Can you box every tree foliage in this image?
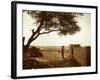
[23,10,83,50]
[26,10,82,35]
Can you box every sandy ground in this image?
[33,51,81,69]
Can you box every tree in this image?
[23,10,83,52]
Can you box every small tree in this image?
[23,10,82,52]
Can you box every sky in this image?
[23,11,91,46]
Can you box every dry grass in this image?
[23,46,81,69]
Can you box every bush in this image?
[23,59,39,69]
[23,46,44,69]
[29,46,43,57]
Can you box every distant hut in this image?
[69,44,81,58]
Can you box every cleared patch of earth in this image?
[33,57,81,69]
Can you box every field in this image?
[23,46,81,69]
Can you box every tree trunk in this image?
[24,37,34,53]
[23,14,46,52]
[24,44,29,52]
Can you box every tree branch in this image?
[40,30,59,35]
[26,19,44,46]
[32,33,40,41]
[34,13,46,34]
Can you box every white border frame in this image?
[11,1,98,79]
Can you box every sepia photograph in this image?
[23,10,91,69]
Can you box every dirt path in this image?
[34,58,81,69]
